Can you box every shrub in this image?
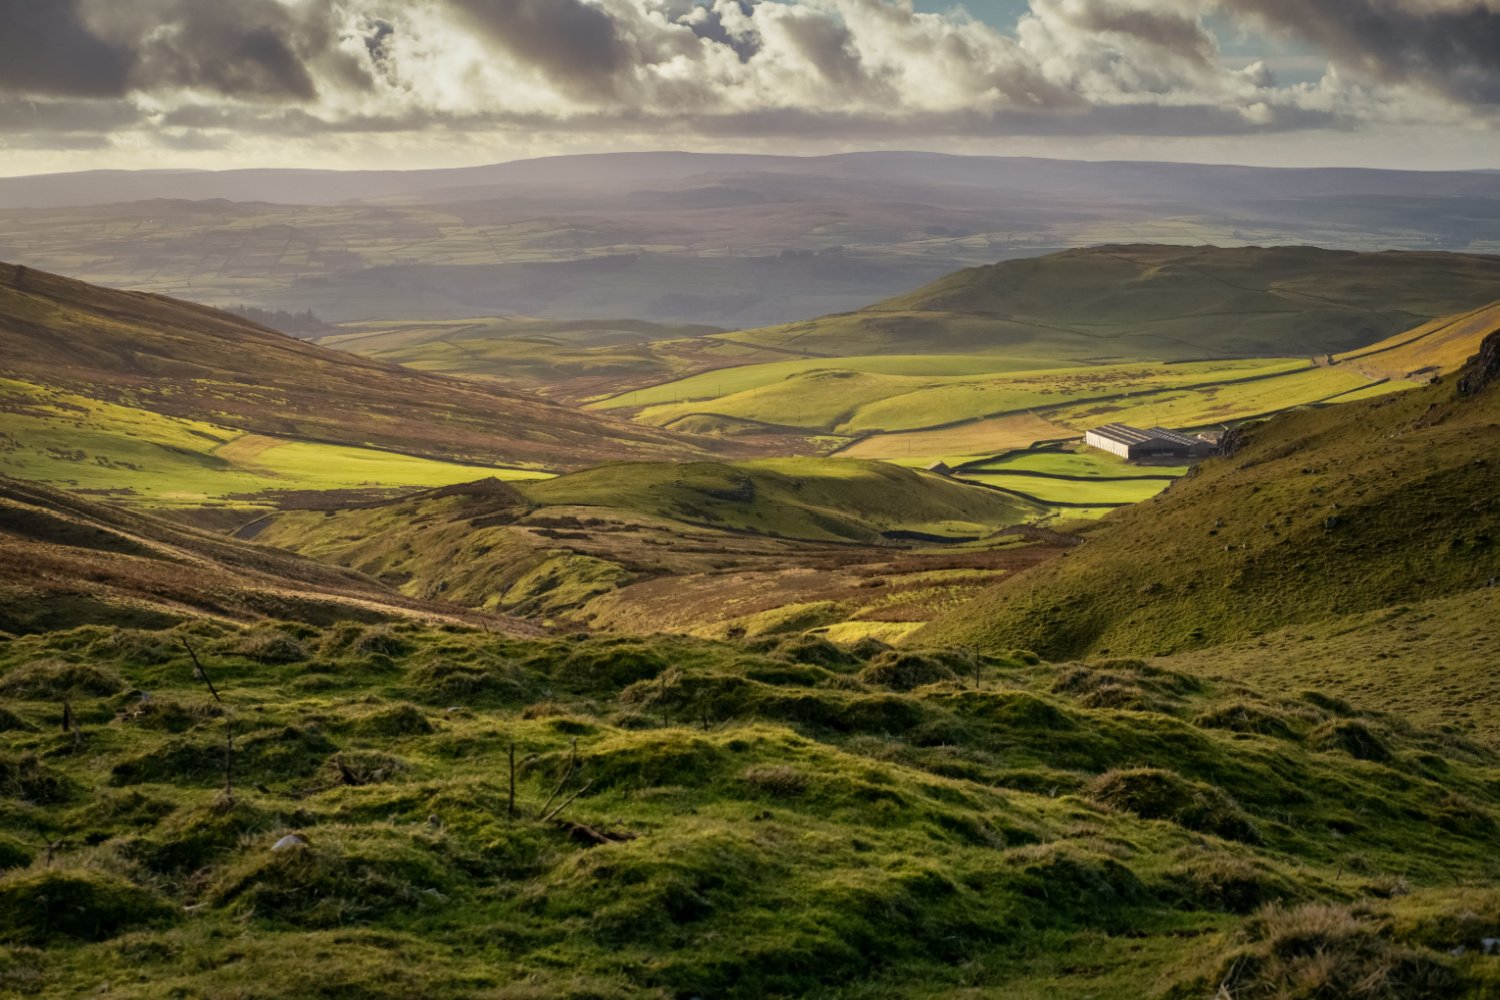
[0,752,74,804]
[1310,720,1392,762]
[0,706,33,733]
[234,630,309,664]
[1091,768,1261,844]
[552,641,668,693]
[858,651,956,691]
[125,797,276,874]
[0,659,123,699]
[775,634,860,670]
[0,869,174,944]
[1008,844,1146,924]
[1160,855,1298,914]
[210,831,454,928]
[405,659,530,706]
[352,704,433,738]
[351,626,412,659]
[1188,903,1462,1000]
[0,839,31,870]
[89,629,177,665]
[741,765,808,798]
[1194,702,1298,739]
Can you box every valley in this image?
[3,172,1500,1000]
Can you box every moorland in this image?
[2,151,1500,998]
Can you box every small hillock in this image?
[1,620,1497,997]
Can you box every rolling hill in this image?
[714,245,1500,361]
[0,475,523,636]
[5,153,1500,329]
[0,263,710,505]
[919,329,1500,661]
[249,460,1052,638]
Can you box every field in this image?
[0,378,545,507]
[623,358,1324,436]
[920,342,1500,660]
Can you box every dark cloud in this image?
[1062,0,1218,65]
[0,0,134,97]
[130,0,325,101]
[448,0,633,100]
[0,98,143,134]
[1228,0,1500,104]
[683,3,761,63]
[780,13,871,91]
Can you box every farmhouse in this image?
[1084,423,1220,463]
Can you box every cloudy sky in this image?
[1,0,1498,175]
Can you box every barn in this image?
[1084,423,1220,463]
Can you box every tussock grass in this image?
[1,620,1497,998]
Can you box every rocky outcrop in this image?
[1457,329,1500,396]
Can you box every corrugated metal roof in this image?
[1087,423,1163,447]
[1146,426,1206,448]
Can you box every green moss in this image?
[1091,768,1261,844]
[0,869,174,944]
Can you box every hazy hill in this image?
[919,329,1500,659]
[717,245,1500,361]
[4,151,1499,210]
[0,476,516,635]
[3,152,1499,326]
[0,262,704,475]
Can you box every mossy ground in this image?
[1,622,1496,998]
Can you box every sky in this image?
[1,0,1498,175]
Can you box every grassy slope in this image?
[0,377,544,506]
[1335,299,1500,380]
[1,620,1497,998]
[0,476,518,636]
[918,335,1500,661]
[320,316,731,401]
[252,462,1052,635]
[518,458,1044,543]
[626,358,1368,437]
[0,262,704,478]
[715,244,1500,360]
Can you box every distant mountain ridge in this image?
[717,244,1500,360]
[3,151,1500,209]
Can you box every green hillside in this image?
[0,476,511,636]
[519,458,1040,543]
[318,316,729,401]
[252,461,1051,635]
[3,619,1499,998]
[919,331,1500,660]
[0,263,705,507]
[716,245,1500,360]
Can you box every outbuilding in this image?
[1084,423,1219,464]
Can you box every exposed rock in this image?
[1457,329,1500,396]
[270,834,309,852]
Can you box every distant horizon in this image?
[3,145,1499,183]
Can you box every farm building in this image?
[1084,423,1220,463]
[923,461,953,477]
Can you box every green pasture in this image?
[965,447,1188,480]
[0,377,544,505]
[596,353,1062,410]
[632,357,1314,436]
[961,471,1174,507]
